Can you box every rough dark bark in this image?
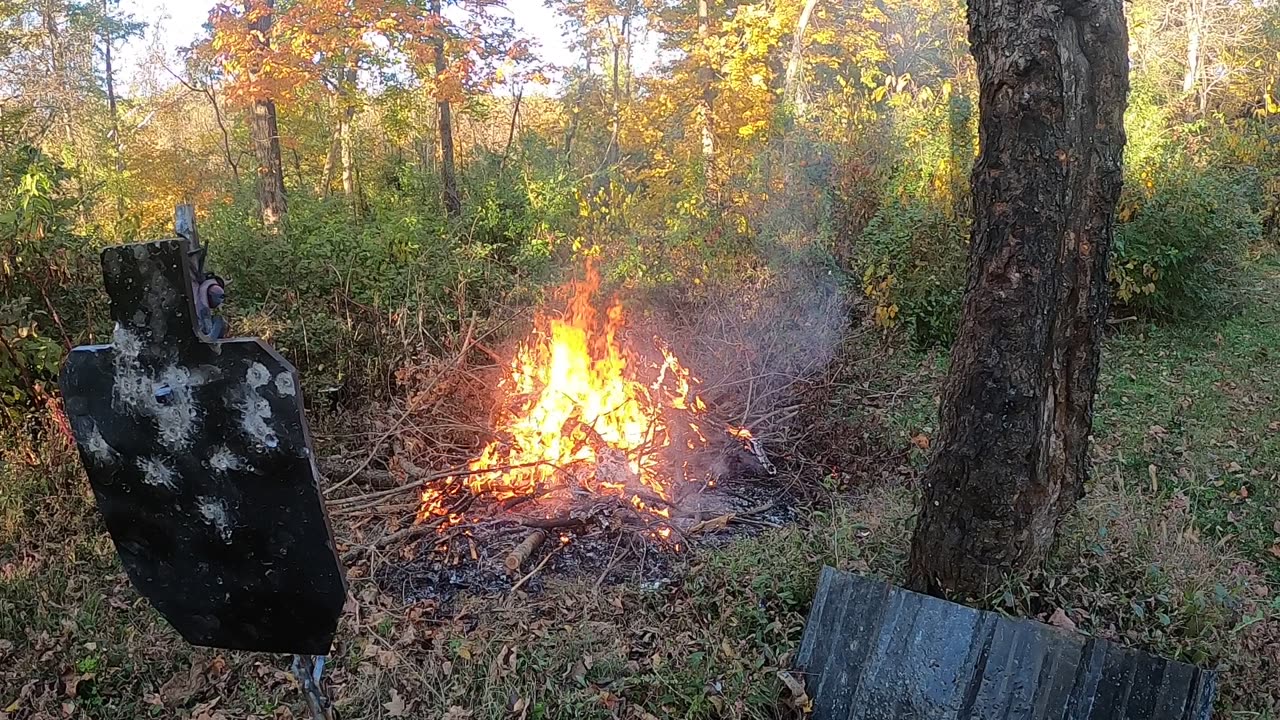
[907,0,1129,599]
[431,0,461,218]
[247,0,287,228]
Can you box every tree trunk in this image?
[339,67,359,210]
[102,0,124,221]
[906,0,1129,600]
[321,128,340,196]
[247,0,287,227]
[563,38,592,164]
[501,85,523,169]
[206,85,240,182]
[606,15,625,168]
[784,0,819,112]
[431,0,461,218]
[1182,0,1200,95]
[697,0,715,169]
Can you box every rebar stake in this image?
[291,655,337,720]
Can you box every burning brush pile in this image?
[335,264,843,599]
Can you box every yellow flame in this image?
[420,267,706,521]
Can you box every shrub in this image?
[1113,162,1262,318]
[857,197,969,346]
[0,145,99,426]
[201,179,557,397]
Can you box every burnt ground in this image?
[376,473,800,608]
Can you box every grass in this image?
[2,250,1279,718]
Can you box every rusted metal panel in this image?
[796,568,1215,720]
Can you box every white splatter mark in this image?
[208,446,244,473]
[197,497,234,542]
[82,423,118,464]
[239,362,278,449]
[274,372,296,397]
[111,326,201,451]
[138,456,177,490]
[246,362,271,388]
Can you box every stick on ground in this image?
[504,530,546,573]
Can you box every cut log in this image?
[504,530,546,573]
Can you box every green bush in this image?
[1113,162,1262,318]
[857,197,969,346]
[0,144,98,426]
[202,177,556,396]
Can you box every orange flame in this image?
[420,268,706,521]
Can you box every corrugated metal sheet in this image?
[795,567,1216,720]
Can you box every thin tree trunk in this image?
[319,85,340,196]
[563,38,592,163]
[43,6,87,224]
[697,0,715,169]
[784,0,819,111]
[605,7,632,169]
[906,0,1129,599]
[247,0,287,227]
[321,129,339,196]
[501,85,524,169]
[206,85,240,182]
[1181,0,1201,96]
[102,0,124,221]
[340,67,358,207]
[431,0,461,218]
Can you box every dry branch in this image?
[342,516,447,565]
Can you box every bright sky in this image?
[114,0,597,92]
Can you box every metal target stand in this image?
[60,206,347,720]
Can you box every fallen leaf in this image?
[777,669,813,714]
[688,514,733,534]
[442,707,473,720]
[1270,544,1280,559]
[384,688,409,718]
[191,698,224,720]
[1048,608,1078,633]
[496,645,517,675]
[159,658,211,705]
[376,648,399,669]
[60,669,91,699]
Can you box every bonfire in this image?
[417,268,757,539]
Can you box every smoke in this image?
[635,135,854,453]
